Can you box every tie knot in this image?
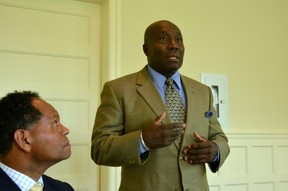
[165,78,173,86]
[29,182,43,191]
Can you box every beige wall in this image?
[119,0,288,133]
[1,0,287,190]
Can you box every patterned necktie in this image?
[29,182,43,191]
[165,78,186,123]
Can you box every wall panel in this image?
[0,0,101,190]
[0,52,89,88]
[0,4,89,45]
[207,134,288,191]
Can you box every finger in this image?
[163,122,186,131]
[193,132,207,143]
[173,122,186,130]
[155,112,166,125]
[183,153,210,164]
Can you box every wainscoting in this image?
[207,133,288,191]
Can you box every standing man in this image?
[91,20,230,191]
[0,91,75,191]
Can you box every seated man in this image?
[0,91,74,191]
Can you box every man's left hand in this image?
[182,132,218,164]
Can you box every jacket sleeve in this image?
[207,87,230,172]
[90,81,143,167]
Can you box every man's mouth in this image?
[169,56,177,60]
[167,56,180,61]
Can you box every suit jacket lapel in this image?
[136,67,190,150]
[136,67,170,124]
[180,76,197,148]
[0,168,22,191]
[182,76,197,128]
[43,176,54,191]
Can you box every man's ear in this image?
[143,44,148,56]
[14,129,32,152]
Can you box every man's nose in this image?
[61,124,70,135]
[168,39,179,50]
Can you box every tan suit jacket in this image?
[91,66,230,191]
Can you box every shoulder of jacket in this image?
[181,75,209,89]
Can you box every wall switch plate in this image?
[201,73,229,131]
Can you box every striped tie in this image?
[29,182,43,191]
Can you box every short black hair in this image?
[0,91,42,155]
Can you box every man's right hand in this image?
[141,112,186,149]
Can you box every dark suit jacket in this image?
[91,66,230,191]
[0,168,74,191]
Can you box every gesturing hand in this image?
[182,132,218,164]
[142,112,186,149]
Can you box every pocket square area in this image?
[205,111,213,118]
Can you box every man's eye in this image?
[177,37,183,43]
[159,37,167,42]
[52,120,59,127]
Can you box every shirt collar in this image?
[147,64,182,91]
[0,162,44,191]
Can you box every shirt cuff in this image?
[209,143,220,172]
[138,132,150,155]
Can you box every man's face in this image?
[29,99,71,165]
[143,21,185,77]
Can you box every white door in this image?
[0,0,101,190]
